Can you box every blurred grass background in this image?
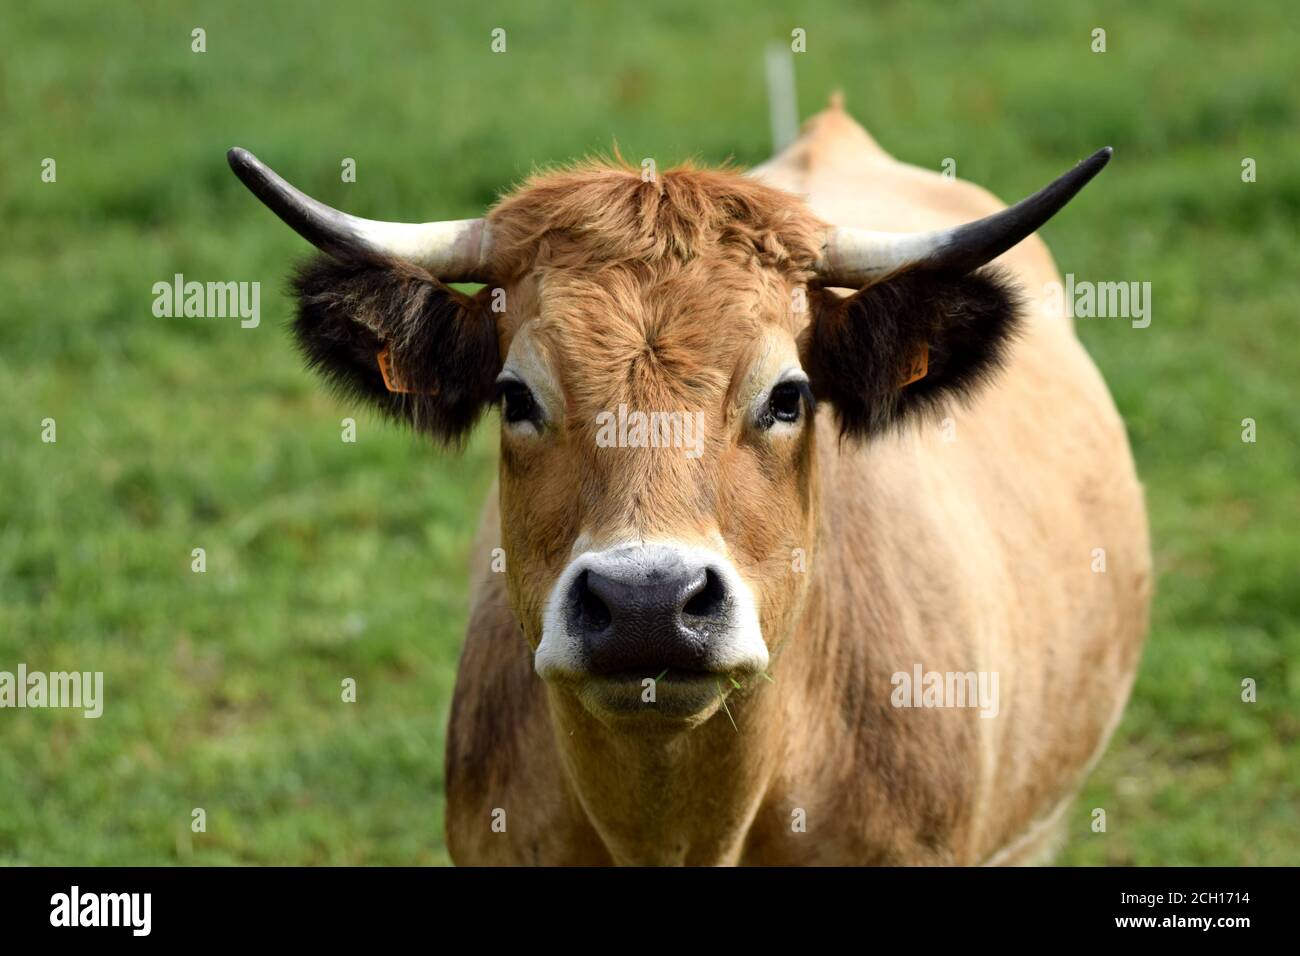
[1,0,1296,865]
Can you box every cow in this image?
[228,95,1151,865]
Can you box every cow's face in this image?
[491,254,821,726]
[242,148,1103,729]
[440,166,839,727]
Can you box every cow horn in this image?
[815,147,1112,288]
[227,147,492,282]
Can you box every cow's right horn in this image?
[227,147,492,283]
[815,147,1112,288]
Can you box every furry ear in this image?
[801,268,1022,440]
[292,254,500,444]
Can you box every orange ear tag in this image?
[899,345,928,388]
[376,348,428,395]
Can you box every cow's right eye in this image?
[497,379,538,425]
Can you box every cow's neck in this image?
[545,675,790,865]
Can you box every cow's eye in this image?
[497,378,538,426]
[765,381,804,426]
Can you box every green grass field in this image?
[1,0,1296,865]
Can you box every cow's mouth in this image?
[574,666,751,725]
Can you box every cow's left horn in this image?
[815,147,1112,288]
[227,148,492,282]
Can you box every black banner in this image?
[0,867,1280,941]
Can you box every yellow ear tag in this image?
[376,348,423,394]
[899,344,928,388]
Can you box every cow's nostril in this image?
[682,568,726,620]
[574,570,612,631]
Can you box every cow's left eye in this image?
[765,382,804,426]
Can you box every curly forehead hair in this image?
[485,159,826,280]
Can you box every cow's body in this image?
[444,103,1150,866]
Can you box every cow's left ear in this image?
[800,268,1022,439]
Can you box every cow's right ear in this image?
[292,254,500,445]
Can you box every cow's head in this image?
[229,145,1108,728]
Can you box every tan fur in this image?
[444,100,1151,866]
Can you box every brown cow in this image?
[229,96,1150,865]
